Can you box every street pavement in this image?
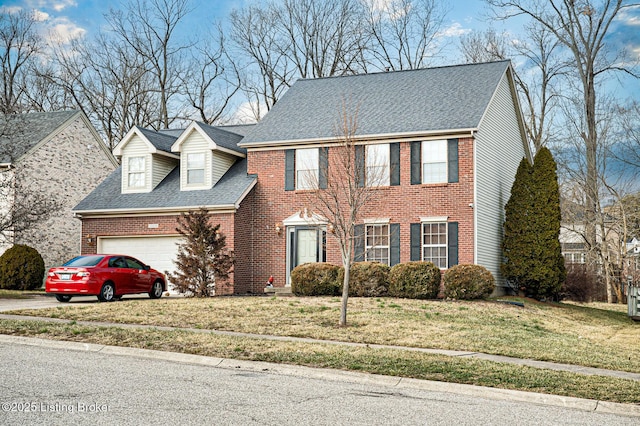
[1,336,638,426]
[0,294,639,423]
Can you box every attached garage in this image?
[98,235,183,292]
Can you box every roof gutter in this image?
[239,128,477,149]
[73,204,239,219]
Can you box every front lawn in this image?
[7,296,639,373]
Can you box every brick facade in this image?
[245,138,476,290]
[15,115,116,271]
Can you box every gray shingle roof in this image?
[136,126,177,153]
[197,122,246,154]
[0,110,79,163]
[240,61,511,145]
[73,158,256,212]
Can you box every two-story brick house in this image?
[74,60,530,295]
[0,111,117,272]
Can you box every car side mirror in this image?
[144,265,150,271]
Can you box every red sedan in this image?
[45,255,167,303]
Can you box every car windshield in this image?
[62,255,105,267]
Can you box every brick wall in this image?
[16,115,116,271]
[81,212,238,295]
[246,138,476,289]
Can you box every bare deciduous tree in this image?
[459,28,509,63]
[363,0,449,71]
[487,0,637,302]
[105,0,193,129]
[299,101,387,326]
[0,9,44,114]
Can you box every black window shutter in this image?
[448,139,459,183]
[354,224,364,262]
[319,147,328,189]
[410,223,421,261]
[285,149,295,191]
[410,142,421,185]
[355,145,365,188]
[390,143,400,186]
[448,222,459,268]
[390,223,400,266]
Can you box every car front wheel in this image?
[55,294,72,303]
[98,283,115,302]
[149,280,163,299]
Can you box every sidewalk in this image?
[1,311,639,383]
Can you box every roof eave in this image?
[239,128,477,149]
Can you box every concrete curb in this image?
[1,334,638,418]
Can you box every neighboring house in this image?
[75,60,530,295]
[0,110,118,271]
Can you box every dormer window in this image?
[128,156,145,188]
[187,152,205,185]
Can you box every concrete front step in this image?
[263,286,293,296]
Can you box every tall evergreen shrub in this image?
[502,148,565,299]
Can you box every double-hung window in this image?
[128,156,145,188]
[422,140,447,184]
[366,144,390,187]
[365,223,390,265]
[187,153,205,185]
[422,221,447,268]
[295,148,319,190]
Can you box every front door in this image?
[287,226,326,285]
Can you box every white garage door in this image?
[98,235,183,293]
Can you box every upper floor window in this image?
[365,223,390,265]
[422,221,447,268]
[366,144,390,187]
[187,152,205,185]
[128,156,145,188]
[422,140,447,184]
[295,148,319,190]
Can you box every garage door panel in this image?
[98,236,182,293]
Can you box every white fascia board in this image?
[73,204,238,218]
[240,129,476,150]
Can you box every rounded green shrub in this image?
[0,244,45,290]
[291,263,341,296]
[339,262,390,297]
[443,264,495,300]
[388,261,441,299]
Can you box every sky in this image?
[2,0,640,100]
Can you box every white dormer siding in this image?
[212,150,236,186]
[178,130,237,191]
[122,135,151,193]
[120,133,178,193]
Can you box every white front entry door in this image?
[286,226,326,285]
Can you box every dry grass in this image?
[0,289,44,299]
[8,296,639,373]
[1,318,639,404]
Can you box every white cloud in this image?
[0,6,23,14]
[47,16,85,43]
[437,22,469,38]
[32,9,50,21]
[616,5,640,26]
[25,0,77,12]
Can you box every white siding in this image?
[121,135,151,193]
[152,155,177,189]
[475,73,527,290]
[212,151,236,186]
[180,133,211,190]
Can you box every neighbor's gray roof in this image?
[0,110,80,163]
[73,158,256,213]
[240,61,511,145]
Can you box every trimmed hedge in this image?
[340,262,390,297]
[443,264,495,300]
[0,244,45,290]
[388,261,441,299]
[291,263,341,296]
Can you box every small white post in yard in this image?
[628,276,639,321]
